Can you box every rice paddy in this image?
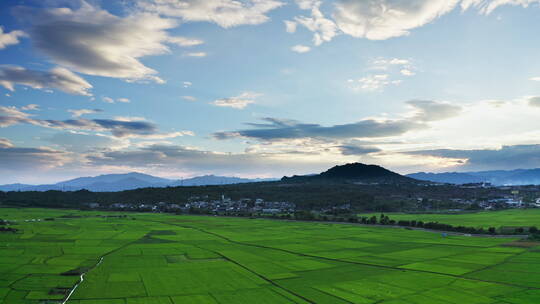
[1,208,539,303]
[359,209,540,229]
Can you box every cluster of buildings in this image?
[86,196,296,214]
[449,195,540,210]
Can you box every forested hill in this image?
[282,163,416,183]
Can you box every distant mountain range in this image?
[7,164,540,193]
[0,173,276,192]
[282,163,416,184]
[407,168,540,185]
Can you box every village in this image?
[86,195,297,215]
[80,183,540,215]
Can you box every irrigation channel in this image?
[61,257,104,304]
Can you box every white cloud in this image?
[16,1,204,84]
[372,58,411,69]
[21,104,40,111]
[137,0,284,28]
[68,108,102,118]
[102,97,130,103]
[0,65,92,96]
[113,116,148,122]
[0,137,13,148]
[185,52,207,57]
[213,92,261,109]
[530,77,540,81]
[133,130,195,139]
[167,36,204,47]
[352,74,395,91]
[401,69,415,76]
[294,0,338,45]
[291,44,311,53]
[332,0,540,41]
[284,20,297,33]
[0,105,31,119]
[461,0,540,15]
[295,0,321,10]
[183,81,193,88]
[333,0,459,40]
[0,27,26,49]
[286,0,540,46]
[395,98,540,156]
[351,57,416,91]
[102,97,115,104]
[182,95,197,101]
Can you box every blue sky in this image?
[2,0,540,184]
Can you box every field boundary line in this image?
[141,219,317,303]
[61,234,150,303]
[192,243,315,303]
[146,218,540,291]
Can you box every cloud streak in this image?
[213,92,261,109]
[0,138,69,171]
[214,100,462,142]
[137,0,284,28]
[68,108,103,118]
[0,106,192,138]
[0,65,92,96]
[214,117,424,141]
[404,144,540,171]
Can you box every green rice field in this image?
[359,209,540,229]
[1,208,540,303]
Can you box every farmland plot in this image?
[1,208,539,303]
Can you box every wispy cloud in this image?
[184,52,207,57]
[349,57,416,91]
[0,65,92,96]
[291,0,338,46]
[182,96,197,101]
[102,97,130,104]
[214,100,462,142]
[0,106,192,138]
[403,144,540,171]
[136,0,284,28]
[167,36,204,47]
[212,92,261,109]
[68,108,103,118]
[291,44,311,53]
[21,104,40,111]
[214,117,424,141]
